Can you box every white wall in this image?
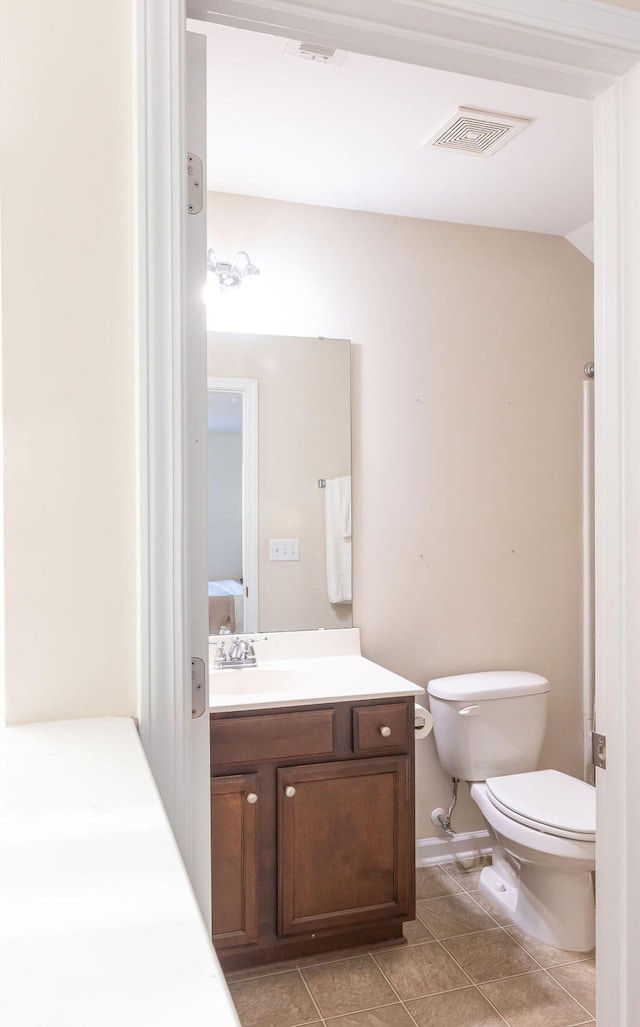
[596,0,640,9]
[208,191,594,839]
[208,432,243,581]
[0,0,136,723]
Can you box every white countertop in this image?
[209,629,425,713]
[0,717,239,1027]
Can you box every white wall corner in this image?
[566,221,595,262]
[416,830,492,867]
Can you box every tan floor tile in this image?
[225,958,300,983]
[302,955,396,1019]
[325,1004,415,1025]
[228,970,320,1027]
[505,925,595,969]
[548,959,596,1017]
[467,890,514,927]
[444,928,538,984]
[402,919,434,945]
[441,856,491,893]
[296,944,385,968]
[373,940,469,1000]
[416,892,497,939]
[480,969,591,1026]
[415,865,463,899]
[406,986,507,1026]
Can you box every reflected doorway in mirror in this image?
[207,377,258,637]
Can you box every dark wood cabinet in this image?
[278,756,411,937]
[210,774,259,949]
[210,697,415,970]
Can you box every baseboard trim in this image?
[416,830,491,867]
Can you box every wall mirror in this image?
[207,332,352,636]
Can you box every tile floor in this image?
[225,859,596,1027]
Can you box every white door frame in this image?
[137,1,640,1020]
[207,376,259,634]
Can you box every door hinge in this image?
[191,657,207,718]
[592,731,607,770]
[187,152,203,214]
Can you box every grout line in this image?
[295,944,411,971]
[429,934,510,1026]
[500,924,593,975]
[367,951,422,1027]
[226,966,299,984]
[460,889,512,929]
[323,1000,410,1022]
[419,926,509,943]
[296,967,326,1025]
[541,967,595,1022]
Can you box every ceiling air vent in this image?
[426,106,534,157]
[283,40,347,65]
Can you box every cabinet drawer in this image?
[353,702,409,753]
[211,709,336,766]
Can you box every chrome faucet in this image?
[229,637,250,662]
[214,635,267,669]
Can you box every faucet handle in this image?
[245,636,267,656]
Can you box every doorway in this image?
[194,9,596,1022]
[207,377,259,636]
[138,3,640,1023]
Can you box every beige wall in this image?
[0,1,136,723]
[208,333,352,632]
[208,192,594,839]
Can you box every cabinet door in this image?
[211,774,259,949]
[278,757,411,937]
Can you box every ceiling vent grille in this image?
[426,106,534,157]
[283,40,347,65]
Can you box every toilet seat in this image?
[485,770,595,842]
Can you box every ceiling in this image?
[191,19,594,238]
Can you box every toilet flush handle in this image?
[458,705,481,717]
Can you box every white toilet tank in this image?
[427,671,550,781]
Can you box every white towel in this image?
[325,475,352,604]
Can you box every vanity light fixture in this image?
[207,249,260,290]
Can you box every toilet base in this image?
[479,845,595,952]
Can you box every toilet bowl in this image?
[427,671,596,953]
[471,770,595,951]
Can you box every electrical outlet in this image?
[269,539,300,561]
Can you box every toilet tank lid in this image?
[427,671,549,701]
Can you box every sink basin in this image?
[210,666,315,696]
[209,655,425,712]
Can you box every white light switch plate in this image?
[269,539,300,561]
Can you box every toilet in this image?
[427,671,595,952]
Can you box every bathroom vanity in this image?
[209,630,425,970]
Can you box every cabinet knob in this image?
[247,793,258,804]
[379,726,392,737]
[285,786,296,798]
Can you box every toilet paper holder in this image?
[414,702,433,739]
